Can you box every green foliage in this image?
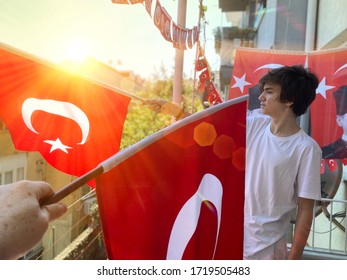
[120,73,203,149]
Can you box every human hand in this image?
[145,99,187,120]
[0,180,67,259]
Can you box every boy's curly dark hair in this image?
[259,65,319,116]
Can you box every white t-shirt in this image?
[244,113,322,258]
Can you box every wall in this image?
[256,0,277,49]
[317,0,347,49]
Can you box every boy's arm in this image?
[287,197,315,260]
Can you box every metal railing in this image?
[293,197,347,259]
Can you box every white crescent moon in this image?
[254,63,284,72]
[334,63,347,75]
[166,173,223,260]
[21,98,90,145]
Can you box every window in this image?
[0,153,26,184]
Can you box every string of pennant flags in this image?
[112,0,223,106]
[195,46,223,105]
[112,0,199,50]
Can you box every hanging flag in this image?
[187,29,194,49]
[309,49,347,160]
[0,43,130,180]
[144,0,152,16]
[230,47,347,170]
[199,69,210,84]
[229,48,306,103]
[206,81,223,105]
[172,22,181,49]
[160,7,172,43]
[195,57,207,71]
[96,96,247,260]
[179,28,188,50]
[194,46,223,106]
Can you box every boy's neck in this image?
[270,113,300,137]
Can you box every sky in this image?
[0,0,230,79]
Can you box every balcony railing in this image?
[289,197,347,260]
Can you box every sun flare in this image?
[66,40,90,62]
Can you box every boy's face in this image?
[258,82,291,117]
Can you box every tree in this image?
[121,71,203,149]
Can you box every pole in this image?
[300,0,318,134]
[173,0,187,115]
[192,1,203,113]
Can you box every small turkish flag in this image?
[196,57,207,71]
[206,81,223,105]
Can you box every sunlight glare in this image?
[66,40,90,62]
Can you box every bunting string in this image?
[194,46,223,106]
[112,0,223,107]
[111,0,200,50]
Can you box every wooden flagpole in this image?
[40,166,103,205]
[41,95,248,206]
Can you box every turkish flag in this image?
[153,1,163,35]
[229,48,306,104]
[187,29,194,49]
[195,57,207,71]
[172,22,181,49]
[160,7,172,43]
[206,81,223,105]
[144,0,153,16]
[0,43,130,179]
[309,49,347,148]
[96,96,247,259]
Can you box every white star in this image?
[231,73,251,93]
[316,77,335,99]
[44,138,72,154]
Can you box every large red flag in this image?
[229,48,306,104]
[96,96,247,259]
[309,49,347,151]
[0,43,130,179]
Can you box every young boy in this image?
[244,65,321,260]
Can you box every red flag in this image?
[326,159,338,172]
[160,7,172,43]
[229,48,306,102]
[144,0,153,16]
[193,26,199,45]
[187,29,193,49]
[0,43,130,180]
[309,49,347,150]
[96,96,247,259]
[172,22,181,49]
[153,1,163,35]
[179,28,188,50]
[199,69,210,84]
[206,81,223,105]
[195,57,207,71]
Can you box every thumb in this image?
[44,202,67,222]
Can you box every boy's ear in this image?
[336,115,343,127]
